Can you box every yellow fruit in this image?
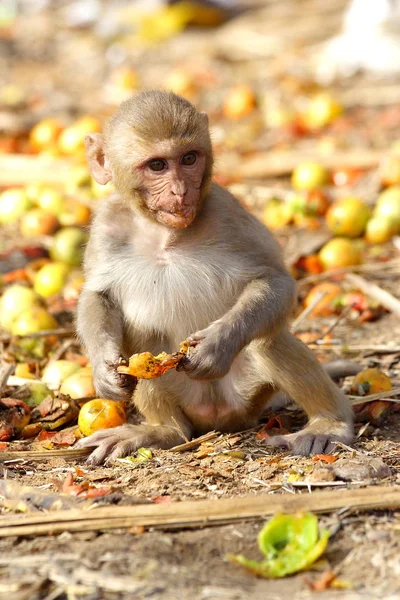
[351,368,392,395]
[60,367,95,399]
[374,186,400,231]
[42,360,81,389]
[291,162,329,191]
[37,188,65,215]
[319,238,362,270]
[34,263,70,298]
[164,69,197,99]
[113,66,139,90]
[78,398,127,436]
[58,116,101,155]
[302,93,343,129]
[50,227,88,266]
[11,307,58,336]
[223,85,256,119]
[59,201,91,227]
[365,216,397,244]
[262,198,293,230]
[20,208,59,237]
[326,197,370,238]
[304,282,342,316]
[29,118,63,152]
[0,285,39,330]
[0,189,32,224]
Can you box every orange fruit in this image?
[78,398,127,436]
[350,368,392,396]
[304,282,342,316]
[223,85,256,119]
[20,208,59,237]
[30,118,63,152]
[291,162,329,191]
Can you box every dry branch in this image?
[345,273,400,318]
[0,155,71,186]
[0,448,91,462]
[0,485,398,537]
[219,149,381,179]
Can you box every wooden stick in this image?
[170,431,218,453]
[345,273,400,318]
[219,149,381,179]
[348,386,400,405]
[297,259,400,287]
[0,486,398,537]
[0,448,91,462]
[0,155,71,186]
[292,291,327,332]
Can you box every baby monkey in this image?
[77,90,353,465]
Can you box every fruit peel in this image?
[227,513,330,578]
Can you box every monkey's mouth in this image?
[156,207,196,228]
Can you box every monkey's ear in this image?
[84,133,112,185]
[199,112,209,126]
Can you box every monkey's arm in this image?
[182,268,296,381]
[77,289,136,400]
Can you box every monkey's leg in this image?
[255,329,353,455]
[78,382,193,465]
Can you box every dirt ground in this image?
[1,0,400,598]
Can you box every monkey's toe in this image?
[266,433,339,456]
[77,425,142,465]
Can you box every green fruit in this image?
[42,360,81,389]
[0,189,32,224]
[0,285,39,330]
[34,262,70,298]
[375,186,400,231]
[11,307,58,336]
[50,227,88,266]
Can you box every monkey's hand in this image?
[77,423,185,465]
[93,357,137,401]
[179,322,238,381]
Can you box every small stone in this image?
[333,457,391,481]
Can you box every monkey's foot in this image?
[77,424,185,465]
[265,418,353,456]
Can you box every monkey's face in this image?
[135,145,207,229]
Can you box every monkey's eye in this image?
[181,152,197,166]
[148,159,167,172]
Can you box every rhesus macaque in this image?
[77,90,353,465]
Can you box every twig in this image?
[297,259,400,287]
[347,386,400,406]
[0,363,13,395]
[345,273,400,318]
[308,343,400,354]
[170,416,190,443]
[292,291,327,332]
[170,431,218,453]
[0,448,91,462]
[0,486,398,537]
[309,303,355,344]
[48,339,77,364]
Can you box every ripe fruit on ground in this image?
[0,189,32,224]
[58,116,101,155]
[42,360,81,389]
[319,238,362,269]
[34,262,70,298]
[0,285,39,330]
[60,367,95,399]
[59,201,91,227]
[50,227,88,266]
[29,118,63,152]
[20,208,60,237]
[223,85,256,119]
[325,196,370,237]
[262,198,293,229]
[11,307,58,335]
[288,190,330,217]
[365,216,397,244]
[302,93,343,130]
[304,282,342,316]
[37,188,65,215]
[78,398,127,437]
[374,186,400,231]
[291,162,329,191]
[350,368,392,396]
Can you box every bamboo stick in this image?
[0,485,398,537]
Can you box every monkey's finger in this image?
[76,429,114,448]
[116,372,137,389]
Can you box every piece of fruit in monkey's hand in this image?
[117,341,189,379]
